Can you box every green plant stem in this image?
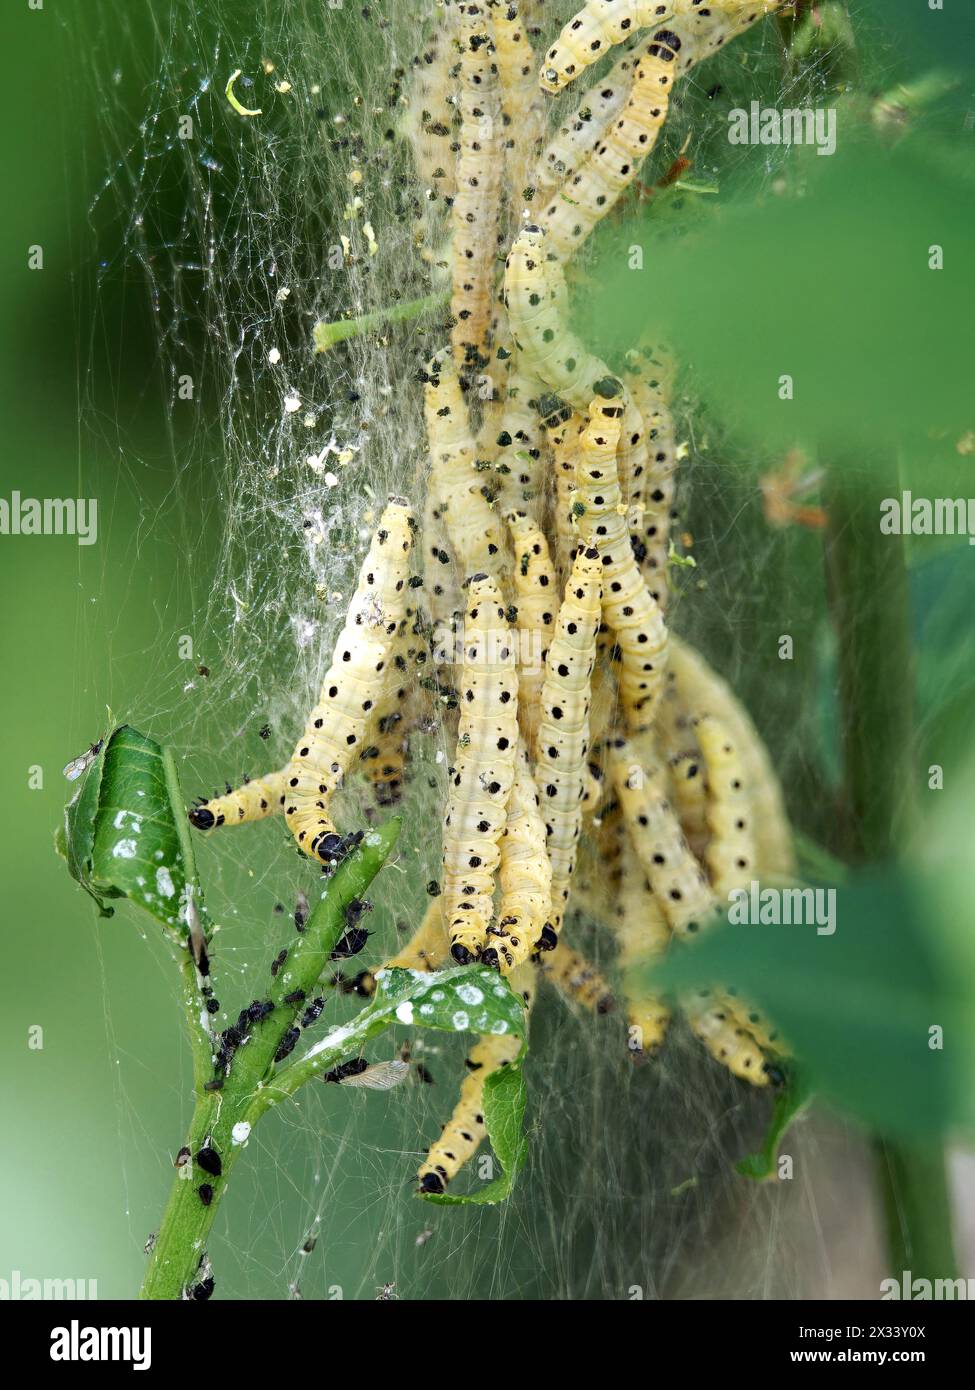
[825,459,958,1285]
[140,820,400,1299]
[162,749,213,1093]
[313,291,449,353]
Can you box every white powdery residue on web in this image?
[113,839,138,859]
[395,1001,414,1025]
[456,984,484,1006]
[451,1011,469,1031]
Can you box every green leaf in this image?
[56,740,120,917]
[649,869,975,1139]
[370,964,527,1042]
[56,725,207,937]
[736,1067,813,1182]
[422,1059,528,1207]
[586,139,975,454]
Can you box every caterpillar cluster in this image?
[192,0,795,1197]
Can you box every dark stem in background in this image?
[825,459,958,1284]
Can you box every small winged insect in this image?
[338,1059,411,1092]
[376,1282,397,1301]
[62,739,104,782]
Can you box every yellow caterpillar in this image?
[575,399,669,733]
[504,225,650,505]
[626,343,678,608]
[284,499,416,863]
[539,394,584,581]
[534,543,603,941]
[423,348,508,583]
[189,768,287,831]
[540,7,782,257]
[486,737,553,971]
[359,608,424,809]
[504,223,617,408]
[694,712,755,898]
[403,22,459,215]
[607,737,770,1084]
[442,573,519,963]
[386,898,449,973]
[488,0,547,197]
[693,711,787,1055]
[535,938,615,1014]
[450,1,504,370]
[539,1,786,95]
[573,813,671,1054]
[540,27,680,258]
[613,842,673,1056]
[418,962,534,1194]
[607,736,715,937]
[668,637,795,879]
[492,364,546,513]
[533,33,655,197]
[423,483,465,664]
[507,508,557,751]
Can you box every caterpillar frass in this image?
[539,1,787,96]
[386,898,450,973]
[418,962,534,1194]
[423,348,508,583]
[534,543,603,940]
[626,343,678,608]
[535,937,615,1014]
[668,637,795,880]
[450,1,504,370]
[189,768,288,832]
[284,499,416,864]
[506,508,557,751]
[442,572,520,964]
[533,33,655,198]
[575,397,669,734]
[488,0,547,198]
[485,736,553,971]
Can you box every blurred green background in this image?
[2,0,973,1300]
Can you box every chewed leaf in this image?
[736,1067,813,1182]
[371,965,527,1041]
[421,1061,529,1208]
[56,737,119,917]
[56,725,208,937]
